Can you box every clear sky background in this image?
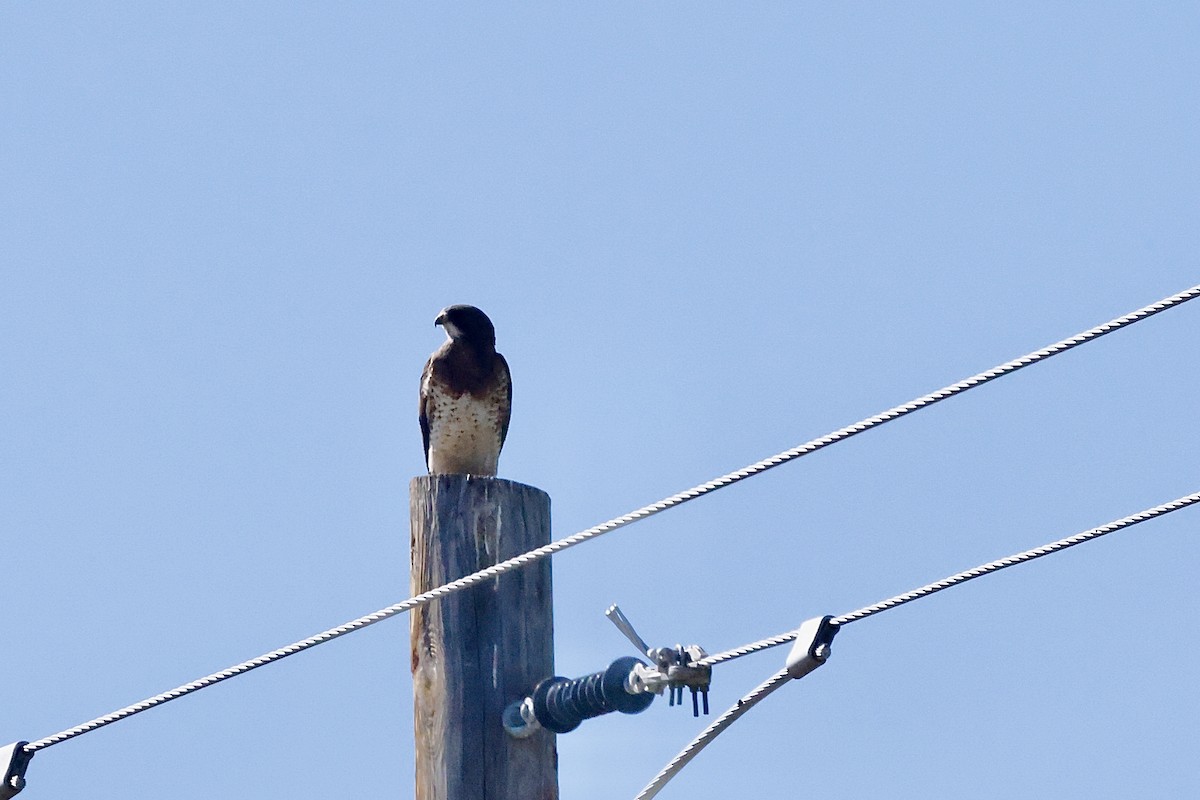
[3,3,1198,798]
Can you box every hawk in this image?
[419,304,512,476]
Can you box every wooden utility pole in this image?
[409,475,557,800]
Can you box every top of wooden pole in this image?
[409,471,557,800]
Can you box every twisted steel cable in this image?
[23,284,1200,754]
[698,489,1200,667]
[641,490,1200,799]
[635,666,793,800]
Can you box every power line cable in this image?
[639,489,1200,798]
[635,667,793,800]
[22,284,1200,754]
[697,488,1200,669]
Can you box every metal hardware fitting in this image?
[606,605,712,717]
[501,696,541,739]
[784,615,840,680]
[0,742,31,800]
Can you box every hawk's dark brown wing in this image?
[418,357,434,470]
[496,352,512,448]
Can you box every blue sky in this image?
[3,3,1198,798]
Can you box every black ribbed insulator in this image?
[530,657,655,734]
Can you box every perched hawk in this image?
[419,305,512,476]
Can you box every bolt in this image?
[502,699,539,739]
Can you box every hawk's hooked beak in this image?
[434,311,448,327]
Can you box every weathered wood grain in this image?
[410,475,557,800]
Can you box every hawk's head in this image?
[435,304,497,348]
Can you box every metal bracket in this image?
[784,615,840,680]
[0,742,31,800]
[628,645,712,716]
[606,605,712,716]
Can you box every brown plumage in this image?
[419,305,512,476]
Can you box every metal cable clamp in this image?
[635,615,841,799]
[0,743,31,800]
[785,615,839,680]
[606,605,712,716]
